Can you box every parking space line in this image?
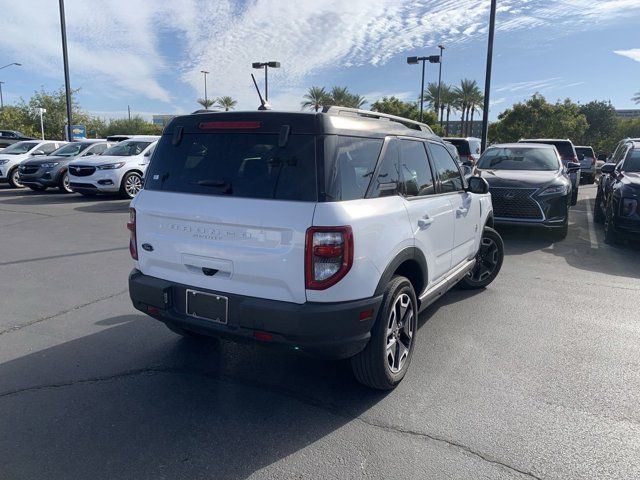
[584,198,598,249]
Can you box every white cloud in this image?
[1,0,639,110]
[614,49,640,63]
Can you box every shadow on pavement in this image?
[0,314,388,479]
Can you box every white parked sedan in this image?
[67,136,159,199]
[0,140,67,188]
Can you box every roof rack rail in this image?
[322,106,434,134]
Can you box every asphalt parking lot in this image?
[1,184,639,480]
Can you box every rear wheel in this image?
[58,172,73,193]
[28,185,47,192]
[120,171,143,199]
[459,226,504,290]
[7,167,24,188]
[351,275,417,390]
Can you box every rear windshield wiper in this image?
[190,179,233,194]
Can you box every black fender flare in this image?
[374,247,428,297]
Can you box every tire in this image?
[28,185,47,192]
[351,275,418,390]
[571,187,578,206]
[120,171,143,199]
[551,214,569,241]
[459,226,504,290]
[58,171,73,193]
[7,167,24,188]
[604,202,619,245]
[593,192,605,224]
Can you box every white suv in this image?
[128,108,503,389]
[67,136,159,198]
[0,140,67,188]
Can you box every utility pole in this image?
[128,105,131,120]
[58,0,73,142]
[0,81,4,110]
[200,70,209,108]
[481,0,497,152]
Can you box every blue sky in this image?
[1,0,639,121]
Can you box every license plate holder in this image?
[185,289,228,324]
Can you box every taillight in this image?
[468,155,476,165]
[127,208,138,260]
[305,226,353,290]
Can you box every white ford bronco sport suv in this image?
[128,107,503,389]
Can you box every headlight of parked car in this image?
[97,162,126,170]
[621,198,638,217]
[41,162,59,168]
[538,184,569,196]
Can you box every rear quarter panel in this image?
[308,196,413,303]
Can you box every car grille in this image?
[69,165,96,177]
[489,187,542,220]
[19,166,39,175]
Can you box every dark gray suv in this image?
[19,140,111,193]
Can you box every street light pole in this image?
[0,82,4,110]
[200,70,209,108]
[407,55,440,123]
[38,108,46,140]
[481,0,497,152]
[58,0,73,142]
[436,44,445,125]
[252,62,280,101]
[0,63,22,71]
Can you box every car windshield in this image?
[575,147,594,158]
[145,133,317,201]
[624,150,640,172]
[50,143,91,157]
[477,147,559,171]
[102,141,151,156]
[1,141,39,155]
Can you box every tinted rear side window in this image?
[445,139,471,155]
[325,136,383,201]
[575,147,595,157]
[145,133,317,201]
[522,140,574,158]
[398,139,435,196]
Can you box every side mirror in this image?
[32,150,46,156]
[600,163,616,174]
[468,176,489,194]
[597,154,607,161]
[566,162,581,173]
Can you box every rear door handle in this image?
[418,215,433,229]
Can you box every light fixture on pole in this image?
[0,62,21,70]
[436,44,445,125]
[481,0,497,152]
[407,55,440,123]
[252,61,280,101]
[200,70,210,108]
[37,108,46,140]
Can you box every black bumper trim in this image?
[128,269,383,359]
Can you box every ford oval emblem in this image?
[141,243,154,252]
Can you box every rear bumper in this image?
[128,269,383,359]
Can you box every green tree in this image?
[467,88,484,137]
[371,96,419,120]
[0,105,38,137]
[103,116,162,136]
[578,100,617,153]
[217,96,237,111]
[490,94,588,143]
[301,86,329,112]
[633,91,640,104]
[422,82,440,111]
[197,98,215,110]
[327,86,366,108]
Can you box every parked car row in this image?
[0,135,159,199]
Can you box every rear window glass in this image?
[477,147,560,171]
[444,138,471,155]
[624,150,640,172]
[324,136,383,201]
[521,140,574,158]
[145,133,317,201]
[575,147,595,157]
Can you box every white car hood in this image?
[0,153,31,163]
[68,154,142,166]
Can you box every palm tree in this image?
[197,98,215,110]
[439,85,456,135]
[633,91,640,104]
[217,96,237,111]
[422,82,440,111]
[468,88,484,137]
[454,79,479,136]
[301,87,329,111]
